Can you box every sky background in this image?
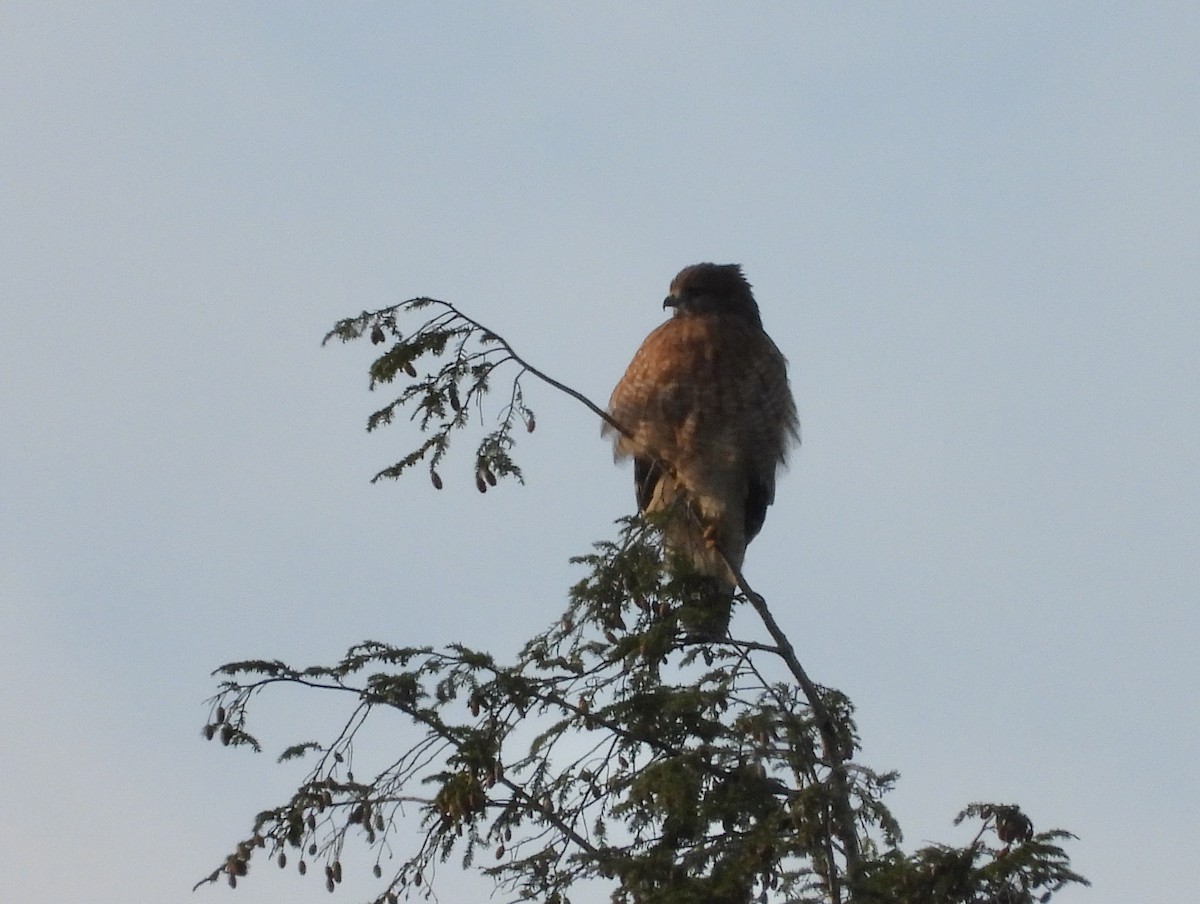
[2,3,1197,902]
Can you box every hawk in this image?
[605,263,799,637]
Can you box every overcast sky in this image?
[2,4,1197,902]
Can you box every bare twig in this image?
[422,299,636,442]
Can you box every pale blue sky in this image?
[2,4,1197,902]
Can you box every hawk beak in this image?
[662,295,678,310]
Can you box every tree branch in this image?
[727,561,862,891]
[419,299,636,442]
[461,310,865,889]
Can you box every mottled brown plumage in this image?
[605,263,799,635]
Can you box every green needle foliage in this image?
[197,299,1088,904]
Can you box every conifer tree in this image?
[198,298,1087,904]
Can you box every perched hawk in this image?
[605,263,799,637]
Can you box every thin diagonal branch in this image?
[423,299,636,443]
[728,561,861,892]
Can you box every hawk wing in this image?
[605,313,797,578]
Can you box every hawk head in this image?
[664,263,762,330]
